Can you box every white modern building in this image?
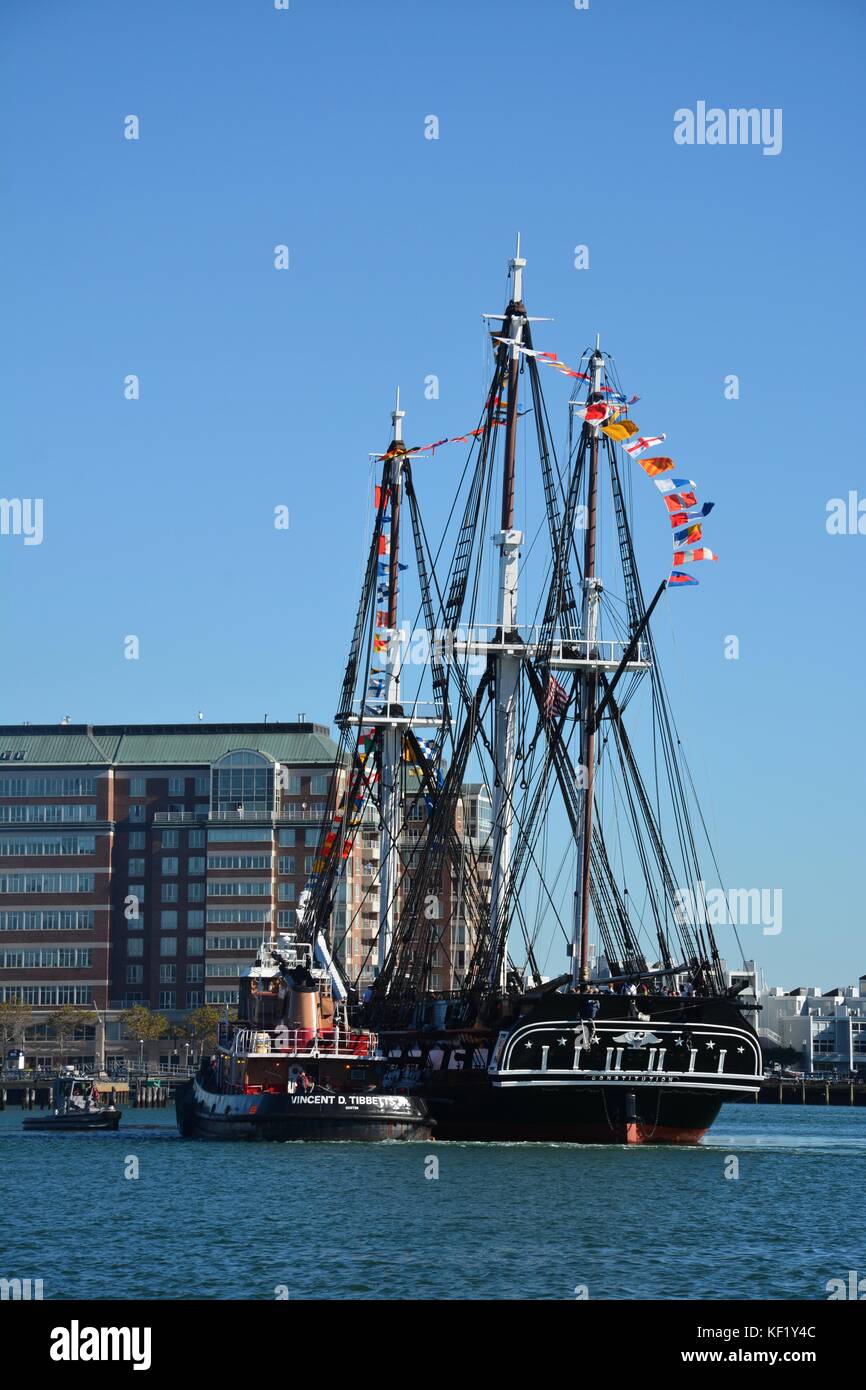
[723,962,866,1075]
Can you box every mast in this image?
[377,389,406,973]
[572,339,604,984]
[487,236,526,988]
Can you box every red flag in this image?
[672,548,718,564]
[637,456,675,478]
[577,403,609,423]
[663,490,698,513]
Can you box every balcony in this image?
[153,808,330,826]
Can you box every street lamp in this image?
[91,997,106,1075]
[138,1038,144,1072]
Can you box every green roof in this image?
[0,724,339,768]
[0,732,115,765]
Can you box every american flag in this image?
[543,675,570,721]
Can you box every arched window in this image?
[211,750,276,817]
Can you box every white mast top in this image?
[510,232,526,303]
[391,386,405,443]
[591,338,604,394]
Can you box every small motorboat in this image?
[23,1068,121,1132]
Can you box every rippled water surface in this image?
[1,1103,864,1299]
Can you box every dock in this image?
[755,1078,866,1106]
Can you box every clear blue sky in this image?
[2,0,864,987]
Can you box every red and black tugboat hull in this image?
[175,1078,432,1141]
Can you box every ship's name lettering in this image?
[290,1094,410,1108]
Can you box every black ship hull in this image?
[23,1109,121,1133]
[397,994,761,1144]
[419,1071,724,1143]
[175,1076,432,1141]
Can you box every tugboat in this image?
[23,1068,121,1132]
[175,929,432,1141]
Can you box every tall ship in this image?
[295,240,762,1143]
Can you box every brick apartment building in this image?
[0,723,491,1066]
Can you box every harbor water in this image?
[1,1104,863,1301]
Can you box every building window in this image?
[186,964,203,983]
[194,776,209,797]
[159,937,177,957]
[278,856,294,874]
[188,857,205,875]
[129,805,146,823]
[161,856,179,876]
[205,989,238,1005]
[207,934,263,952]
[158,991,176,1009]
[208,827,272,843]
[128,883,145,904]
[161,910,178,930]
[161,830,180,849]
[278,829,295,846]
[0,804,97,824]
[168,777,185,797]
[159,964,177,983]
[285,775,301,795]
[189,828,206,848]
[207,881,270,897]
[304,829,319,847]
[0,833,97,856]
[127,938,144,958]
[126,965,143,984]
[0,985,92,1005]
[186,990,202,1007]
[0,774,96,796]
[187,937,203,956]
[310,775,328,795]
[129,831,146,850]
[161,883,179,903]
[188,883,205,902]
[0,945,95,967]
[0,872,95,893]
[188,910,204,930]
[278,882,296,901]
[207,854,272,871]
[206,909,270,924]
[211,749,277,816]
[128,858,145,876]
[304,856,314,874]
[0,909,94,931]
[130,777,146,797]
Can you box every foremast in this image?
[572,340,604,985]
[377,389,407,972]
[487,238,526,989]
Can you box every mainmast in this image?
[487,237,526,988]
[377,389,407,972]
[572,339,604,985]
